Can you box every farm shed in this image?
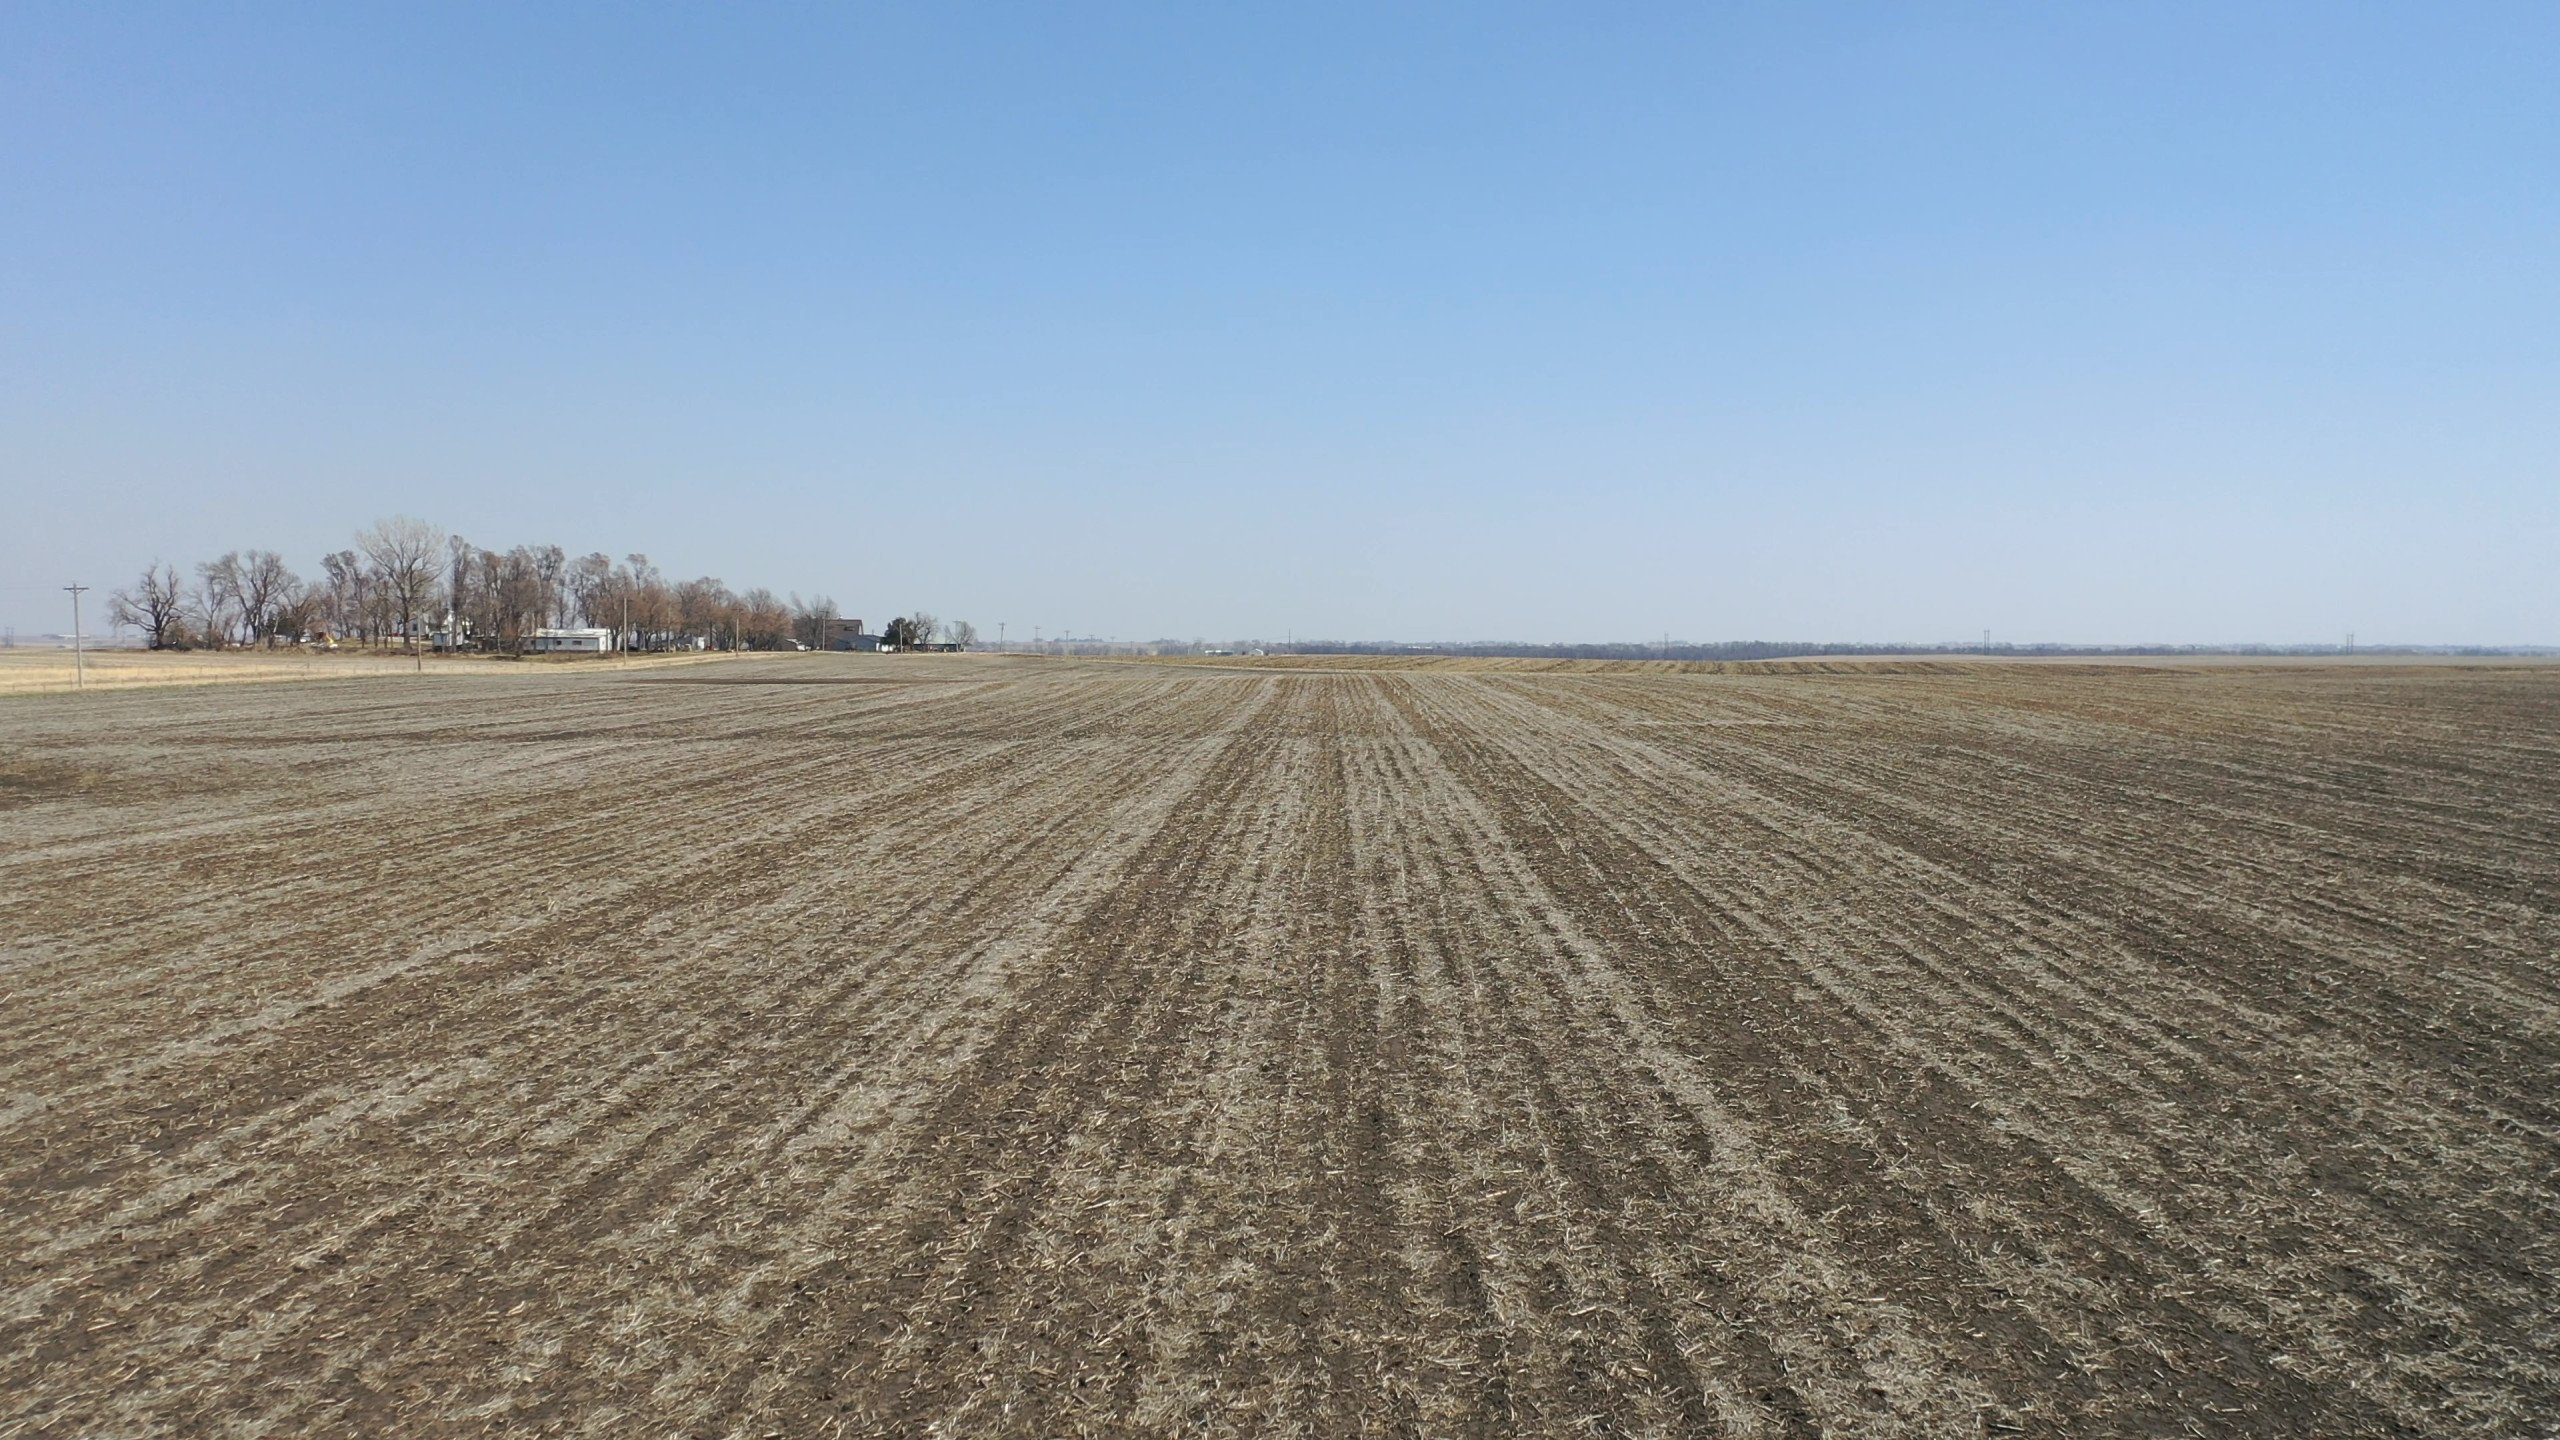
[529,628,616,654]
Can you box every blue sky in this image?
[4,3,2554,643]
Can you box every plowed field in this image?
[5,656,2555,1437]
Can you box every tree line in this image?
[108,515,966,656]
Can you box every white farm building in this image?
[528,627,617,654]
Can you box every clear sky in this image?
[4,3,2554,645]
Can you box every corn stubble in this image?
[2,655,2554,1436]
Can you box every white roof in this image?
[534,628,615,638]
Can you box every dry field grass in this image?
[2,654,2554,1436]
[0,646,737,696]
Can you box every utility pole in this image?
[63,584,88,690]
[621,594,629,660]
[998,621,1006,652]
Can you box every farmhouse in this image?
[823,619,897,652]
[528,627,616,654]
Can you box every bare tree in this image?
[674,576,733,650]
[567,552,615,630]
[469,546,504,646]
[790,593,839,650]
[269,585,321,646]
[448,536,474,608]
[446,535,480,647]
[495,547,550,648]
[317,550,363,642]
[739,587,792,649]
[110,561,188,650]
[947,620,978,651]
[534,544,568,628]
[238,550,300,646]
[621,554,674,650]
[356,515,448,669]
[195,553,245,648]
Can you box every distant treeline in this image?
[108,514,963,654]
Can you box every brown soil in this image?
[2,655,2553,1436]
